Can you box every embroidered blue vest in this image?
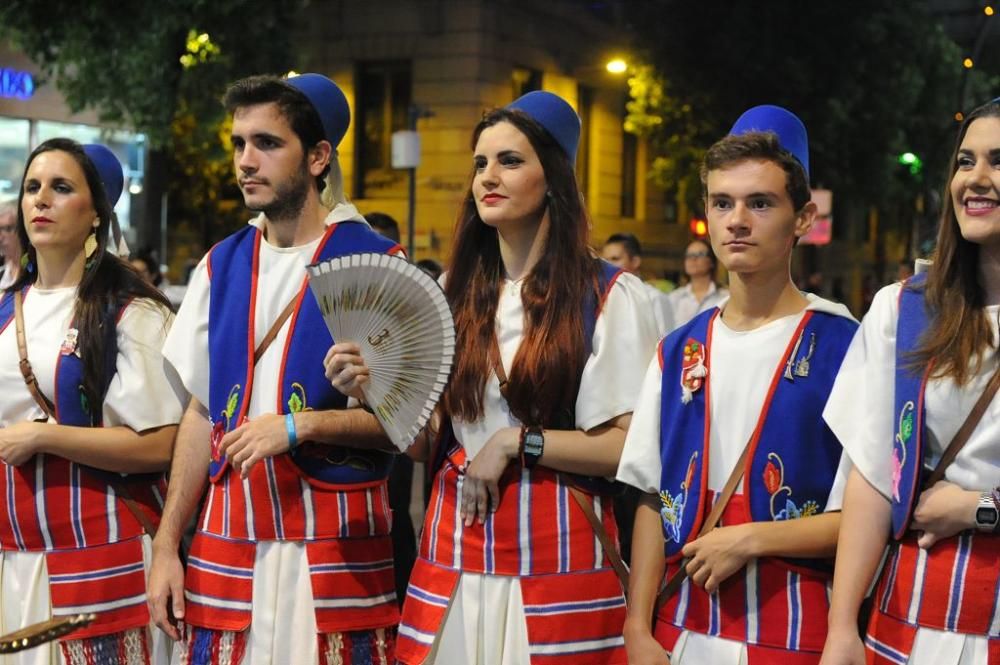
[657,307,857,561]
[891,274,933,539]
[206,220,400,486]
[0,287,119,427]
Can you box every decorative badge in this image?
[211,384,242,462]
[60,328,79,356]
[680,339,707,404]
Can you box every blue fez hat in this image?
[82,144,124,208]
[507,91,581,164]
[287,73,351,148]
[729,105,810,179]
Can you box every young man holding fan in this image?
[148,73,404,665]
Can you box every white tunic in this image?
[643,281,676,339]
[823,282,1000,665]
[429,271,659,665]
[161,205,375,665]
[666,282,729,331]
[0,286,185,665]
[617,295,853,664]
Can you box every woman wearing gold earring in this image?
[0,139,186,665]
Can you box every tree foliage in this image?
[623,0,994,222]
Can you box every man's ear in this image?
[307,140,334,177]
[793,200,818,239]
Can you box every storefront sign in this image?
[0,68,35,100]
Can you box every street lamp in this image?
[606,58,628,75]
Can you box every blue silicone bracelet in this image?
[285,413,298,450]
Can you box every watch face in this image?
[977,506,999,526]
[524,431,544,453]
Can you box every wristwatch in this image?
[974,491,1000,532]
[521,426,545,468]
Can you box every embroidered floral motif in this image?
[892,401,914,502]
[288,381,309,414]
[211,384,242,462]
[680,339,707,404]
[763,452,819,521]
[660,452,698,543]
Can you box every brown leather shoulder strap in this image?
[14,290,56,419]
[924,362,1000,488]
[655,437,753,611]
[253,295,299,366]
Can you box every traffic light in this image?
[689,218,708,238]
[898,152,923,176]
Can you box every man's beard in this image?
[248,163,312,223]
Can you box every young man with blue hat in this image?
[149,73,404,665]
[618,106,857,664]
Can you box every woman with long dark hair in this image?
[0,139,185,664]
[820,99,1000,664]
[327,92,657,664]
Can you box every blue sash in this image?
[206,220,400,486]
[891,274,933,539]
[0,287,118,427]
[657,307,857,561]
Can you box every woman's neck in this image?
[979,244,1000,306]
[498,213,549,281]
[722,268,808,331]
[34,248,86,289]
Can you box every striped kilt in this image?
[865,531,1000,664]
[654,494,833,663]
[396,447,627,664]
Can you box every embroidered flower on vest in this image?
[661,452,698,542]
[763,452,819,521]
[680,339,707,404]
[892,401,915,502]
[211,384,242,462]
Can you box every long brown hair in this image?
[911,100,1000,384]
[12,138,172,421]
[443,108,599,427]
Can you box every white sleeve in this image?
[576,272,660,431]
[822,283,902,500]
[162,256,211,408]
[615,353,663,493]
[102,299,188,431]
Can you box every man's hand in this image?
[218,414,290,478]
[0,422,42,466]
[910,480,979,549]
[324,343,369,401]
[680,523,755,593]
[147,541,186,641]
[461,427,519,526]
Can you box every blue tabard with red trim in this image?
[0,286,118,427]
[890,273,933,540]
[657,307,857,562]
[206,220,400,485]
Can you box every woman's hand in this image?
[623,617,671,665]
[324,343,369,401]
[910,480,979,548]
[680,523,755,593]
[0,422,43,466]
[461,426,519,526]
[818,624,866,665]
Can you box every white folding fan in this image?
[307,252,455,451]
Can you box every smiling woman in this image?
[0,138,185,665]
